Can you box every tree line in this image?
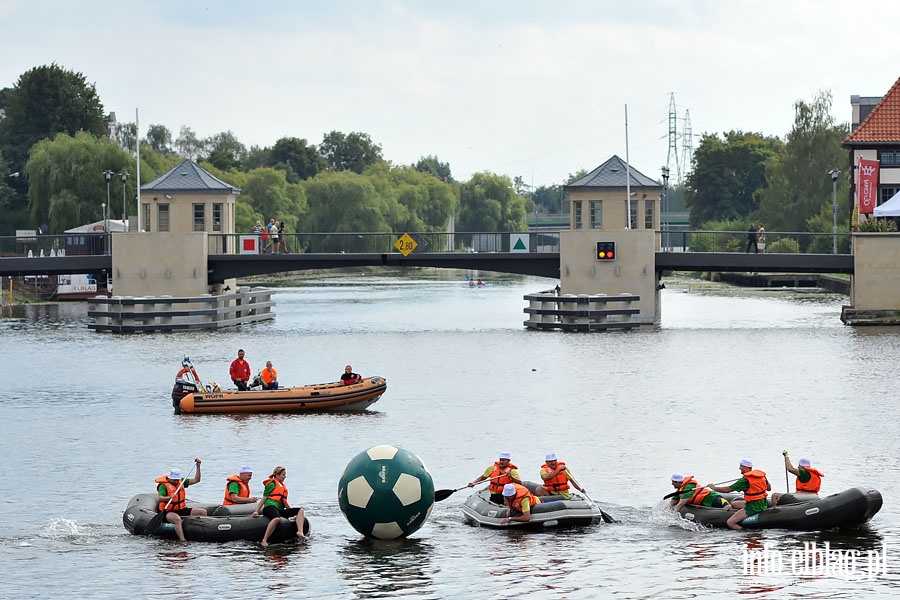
[0,64,575,237]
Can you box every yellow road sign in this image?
[394,233,418,257]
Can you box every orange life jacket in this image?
[506,483,541,512]
[795,466,823,493]
[541,461,570,493]
[742,470,769,502]
[488,462,518,494]
[223,474,250,505]
[678,475,711,505]
[155,475,186,511]
[264,477,288,506]
[261,367,278,385]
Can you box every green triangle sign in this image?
[513,238,527,250]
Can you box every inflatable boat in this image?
[170,359,386,414]
[122,493,310,543]
[677,486,882,530]
[462,486,603,530]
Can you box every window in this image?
[142,204,151,232]
[213,203,223,232]
[881,151,900,166]
[629,201,637,230]
[590,201,602,229]
[193,203,206,232]
[880,187,900,205]
[645,200,654,229]
[158,204,170,232]
[574,201,583,229]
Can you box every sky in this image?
[2,0,899,188]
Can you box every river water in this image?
[1,272,898,599]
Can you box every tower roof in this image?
[564,155,661,190]
[141,159,241,194]
[844,76,900,146]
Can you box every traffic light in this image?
[596,241,616,261]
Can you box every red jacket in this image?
[230,358,251,381]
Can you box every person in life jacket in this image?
[156,457,207,541]
[500,483,542,524]
[708,459,771,530]
[468,452,523,504]
[669,473,732,511]
[340,364,362,386]
[771,451,824,505]
[535,453,586,500]
[223,465,259,505]
[252,465,307,547]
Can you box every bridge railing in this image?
[0,233,112,258]
[209,231,562,255]
[673,230,851,254]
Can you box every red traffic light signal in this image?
[596,241,616,261]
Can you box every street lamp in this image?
[661,166,670,251]
[120,170,129,231]
[829,169,839,254]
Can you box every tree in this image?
[457,172,528,232]
[684,131,783,227]
[319,130,384,173]
[302,171,391,237]
[756,91,849,234]
[270,137,326,182]
[0,150,17,219]
[204,130,247,171]
[25,131,132,233]
[239,167,305,231]
[145,124,173,155]
[114,121,138,153]
[175,125,205,160]
[0,64,107,174]
[414,155,453,182]
[365,163,456,231]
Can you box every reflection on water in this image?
[339,537,436,599]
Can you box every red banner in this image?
[857,157,880,214]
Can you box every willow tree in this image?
[457,172,527,232]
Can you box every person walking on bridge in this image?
[746,224,758,253]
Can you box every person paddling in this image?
[469,452,522,504]
[707,459,771,530]
[534,453,586,499]
[155,458,207,541]
[771,451,824,505]
[669,473,732,511]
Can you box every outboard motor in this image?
[172,378,200,413]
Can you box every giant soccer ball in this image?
[338,445,435,539]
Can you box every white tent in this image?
[873,191,900,217]
[64,219,127,233]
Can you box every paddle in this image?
[434,475,505,502]
[783,451,790,492]
[147,463,196,533]
[568,475,616,524]
[663,478,740,501]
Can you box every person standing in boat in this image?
[707,459,771,530]
[223,465,259,506]
[534,453,586,500]
[500,483,542,524]
[156,458,207,542]
[230,349,252,391]
[468,452,523,504]
[252,465,307,547]
[261,361,279,390]
[668,473,732,511]
[341,365,362,385]
[771,451,824,505]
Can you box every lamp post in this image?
[661,166,670,251]
[120,171,129,231]
[829,169,839,254]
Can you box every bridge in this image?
[0,230,854,281]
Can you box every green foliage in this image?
[145,124,173,155]
[0,63,107,173]
[270,137,326,182]
[458,172,527,232]
[533,184,567,214]
[301,171,390,247]
[689,218,748,252]
[320,131,384,174]
[858,218,898,232]
[175,126,204,160]
[25,131,133,233]
[767,237,801,253]
[756,91,849,233]
[204,131,247,170]
[414,155,453,182]
[685,131,783,226]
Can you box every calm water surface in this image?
[1,272,899,599]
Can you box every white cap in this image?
[168,468,181,479]
[502,483,517,497]
[239,465,253,473]
[498,452,511,460]
[740,459,753,468]
[671,473,684,482]
[546,453,557,462]
[798,458,811,467]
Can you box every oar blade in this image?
[433,488,457,502]
[146,510,166,533]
